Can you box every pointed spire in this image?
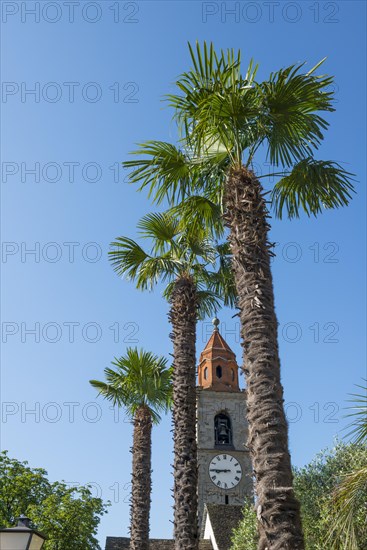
[202,320,235,355]
[197,318,240,392]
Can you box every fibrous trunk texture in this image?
[130,405,152,550]
[224,167,304,550]
[169,276,199,550]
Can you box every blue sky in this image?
[1,0,366,546]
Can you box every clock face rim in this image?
[208,453,242,489]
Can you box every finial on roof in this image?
[212,317,220,331]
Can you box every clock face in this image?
[209,454,242,489]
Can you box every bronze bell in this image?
[218,423,227,435]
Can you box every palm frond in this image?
[123,141,191,204]
[109,237,149,279]
[109,236,179,290]
[170,195,224,240]
[344,381,367,444]
[198,246,237,310]
[183,237,216,265]
[258,62,335,166]
[271,158,355,219]
[89,379,126,407]
[196,289,222,320]
[137,212,180,254]
[323,382,367,546]
[326,465,367,549]
[137,256,180,289]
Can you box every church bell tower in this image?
[197,318,252,526]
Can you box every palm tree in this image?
[90,347,172,550]
[122,43,355,549]
[109,211,235,550]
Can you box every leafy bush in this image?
[0,451,109,550]
[231,442,367,550]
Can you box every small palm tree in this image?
[109,211,235,550]
[326,382,367,548]
[123,43,356,549]
[90,348,172,550]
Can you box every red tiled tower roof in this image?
[198,318,240,392]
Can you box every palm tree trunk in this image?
[169,275,199,550]
[224,166,304,550]
[130,405,152,550]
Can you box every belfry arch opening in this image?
[214,412,233,447]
